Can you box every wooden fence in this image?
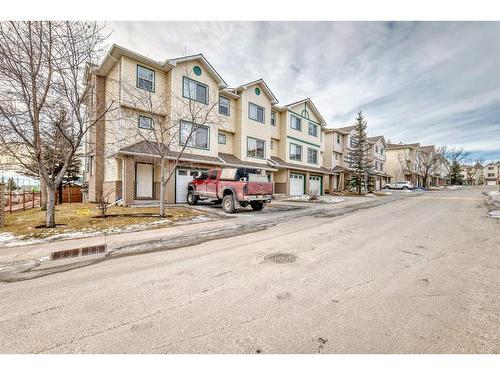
[3,186,82,213]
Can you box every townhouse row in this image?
[461,162,500,185]
[82,45,438,205]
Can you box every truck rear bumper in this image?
[243,194,273,203]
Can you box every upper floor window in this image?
[381,147,384,155]
[270,140,274,150]
[249,102,265,123]
[308,122,318,137]
[290,115,301,131]
[375,161,378,170]
[307,148,318,164]
[337,134,341,144]
[488,166,494,170]
[137,65,155,92]
[289,143,302,161]
[375,145,378,153]
[380,163,384,171]
[179,120,209,150]
[247,137,265,159]
[219,96,230,116]
[138,115,153,130]
[183,76,208,104]
[218,132,226,144]
[271,111,276,126]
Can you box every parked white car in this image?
[383,181,414,190]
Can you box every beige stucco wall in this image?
[235,82,274,164]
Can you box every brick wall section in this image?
[0,183,5,226]
[123,156,135,205]
[89,74,106,202]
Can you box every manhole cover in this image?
[264,252,296,264]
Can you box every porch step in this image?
[131,200,160,207]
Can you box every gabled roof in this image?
[335,126,355,134]
[368,135,387,148]
[232,79,278,104]
[386,142,420,150]
[90,44,227,88]
[274,98,327,126]
[168,54,227,88]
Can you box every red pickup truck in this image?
[187,167,273,213]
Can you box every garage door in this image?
[486,180,496,186]
[290,173,305,196]
[309,176,321,195]
[176,169,203,203]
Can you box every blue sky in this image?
[106,21,500,162]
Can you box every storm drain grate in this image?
[51,245,106,260]
[264,252,297,264]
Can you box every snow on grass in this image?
[284,195,346,204]
[0,213,214,248]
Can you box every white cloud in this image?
[105,21,500,161]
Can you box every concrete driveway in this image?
[0,187,499,353]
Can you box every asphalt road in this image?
[0,187,499,353]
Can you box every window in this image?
[375,146,379,153]
[270,140,273,150]
[335,153,339,160]
[381,147,384,155]
[375,161,378,170]
[137,65,155,92]
[198,171,209,180]
[218,132,226,144]
[337,134,341,144]
[249,102,265,123]
[380,163,384,171]
[138,115,153,130]
[290,115,301,131]
[247,137,265,159]
[308,122,318,137]
[488,173,495,177]
[307,148,318,164]
[179,121,209,149]
[209,170,218,179]
[271,111,276,126]
[219,96,230,116]
[289,143,302,161]
[183,76,208,104]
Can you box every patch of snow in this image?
[285,195,345,204]
[489,210,500,219]
[486,191,500,204]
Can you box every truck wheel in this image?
[187,190,198,205]
[222,194,236,213]
[250,202,264,211]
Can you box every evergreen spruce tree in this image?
[344,111,374,194]
[449,161,464,185]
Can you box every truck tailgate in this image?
[245,181,273,195]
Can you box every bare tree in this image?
[0,21,112,227]
[463,157,485,185]
[120,64,223,216]
[442,147,469,185]
[415,145,445,188]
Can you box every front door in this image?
[136,163,153,198]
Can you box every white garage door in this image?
[176,169,202,203]
[309,176,321,195]
[290,173,305,196]
[486,180,496,186]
